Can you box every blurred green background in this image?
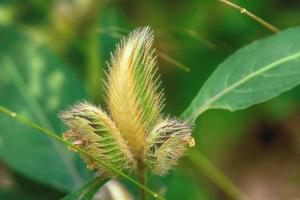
[0,0,300,199]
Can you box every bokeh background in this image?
[0,0,300,199]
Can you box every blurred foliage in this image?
[0,0,299,199]
[0,25,92,192]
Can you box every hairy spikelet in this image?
[59,27,195,177]
[59,102,136,176]
[106,27,164,158]
[145,118,194,176]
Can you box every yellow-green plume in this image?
[145,118,194,176]
[59,102,136,176]
[59,26,194,177]
[106,27,164,159]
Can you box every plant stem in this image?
[188,153,248,200]
[0,106,164,200]
[157,50,190,72]
[138,161,147,200]
[218,0,280,33]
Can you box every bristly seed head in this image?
[145,118,194,176]
[59,27,194,177]
[59,102,137,176]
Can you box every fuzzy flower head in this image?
[59,27,195,177]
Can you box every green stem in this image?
[218,0,279,33]
[188,153,248,200]
[0,106,164,200]
[138,161,147,200]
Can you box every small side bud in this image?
[145,118,194,176]
[59,102,137,177]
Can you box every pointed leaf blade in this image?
[182,27,300,120]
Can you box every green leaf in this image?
[0,26,91,191]
[182,27,300,121]
[62,177,108,200]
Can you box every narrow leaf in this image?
[62,177,108,200]
[182,27,300,121]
